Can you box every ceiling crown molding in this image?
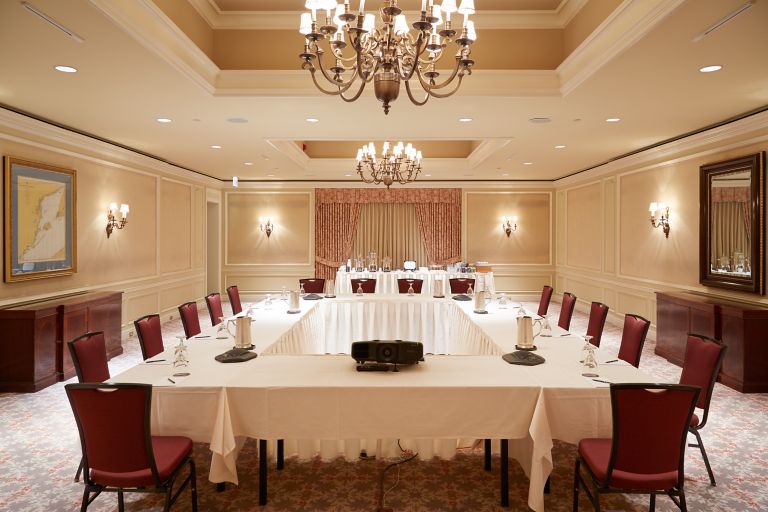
[187,0,588,30]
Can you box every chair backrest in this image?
[558,292,577,330]
[617,314,651,368]
[134,314,164,360]
[679,333,727,427]
[350,278,377,293]
[178,301,201,338]
[227,285,243,315]
[65,383,161,486]
[586,301,609,347]
[299,278,326,293]
[205,293,224,326]
[606,383,700,486]
[397,278,424,294]
[67,332,110,383]
[537,285,554,316]
[449,278,475,294]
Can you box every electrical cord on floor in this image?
[376,440,418,512]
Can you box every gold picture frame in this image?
[4,157,77,282]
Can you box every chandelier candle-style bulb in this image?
[356,141,423,188]
[299,0,477,114]
[106,202,129,238]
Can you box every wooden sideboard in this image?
[0,291,123,392]
[656,291,768,393]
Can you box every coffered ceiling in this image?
[0,0,766,184]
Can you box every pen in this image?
[167,378,176,384]
[145,359,166,363]
[195,335,211,338]
[604,359,619,363]
[592,379,611,384]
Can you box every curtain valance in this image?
[316,188,461,205]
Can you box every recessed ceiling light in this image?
[232,176,239,187]
[458,117,473,123]
[344,174,352,177]
[211,145,222,149]
[554,145,566,149]
[156,118,172,123]
[267,174,275,177]
[54,65,77,73]
[502,173,509,177]
[699,65,722,73]
[244,162,253,166]
[605,118,621,123]
[306,118,319,123]
[529,117,551,124]
[227,117,248,123]
[425,174,432,177]
[523,162,533,165]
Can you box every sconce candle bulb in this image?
[501,215,518,237]
[106,202,129,238]
[649,201,670,238]
[259,216,274,237]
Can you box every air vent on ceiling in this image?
[21,1,84,43]
[692,0,756,42]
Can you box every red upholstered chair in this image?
[585,301,609,347]
[65,383,197,512]
[449,278,475,294]
[537,285,554,316]
[397,278,424,294]
[134,314,164,361]
[205,293,224,327]
[617,314,651,368]
[68,332,110,384]
[299,278,326,294]
[558,292,577,331]
[679,334,727,486]
[227,285,243,315]
[350,278,377,294]
[178,302,201,339]
[573,383,700,512]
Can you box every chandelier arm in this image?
[423,73,466,99]
[313,51,361,92]
[404,79,431,106]
[414,57,463,91]
[338,77,369,102]
[400,34,430,81]
[306,67,359,96]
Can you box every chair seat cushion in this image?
[578,438,679,490]
[690,413,700,427]
[91,436,192,488]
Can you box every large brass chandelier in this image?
[299,0,477,114]
[356,141,423,187]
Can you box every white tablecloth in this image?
[335,269,495,296]
[112,295,651,512]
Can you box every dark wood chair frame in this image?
[572,383,701,512]
[178,301,200,339]
[65,383,198,512]
[226,285,242,315]
[134,314,163,361]
[684,333,727,487]
[619,314,651,368]
[204,293,224,326]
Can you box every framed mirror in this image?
[700,152,765,294]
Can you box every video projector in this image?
[351,340,424,371]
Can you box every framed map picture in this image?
[4,157,77,282]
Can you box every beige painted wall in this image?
[0,119,209,330]
[555,122,768,332]
[222,191,314,295]
[464,190,555,294]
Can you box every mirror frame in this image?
[699,152,765,295]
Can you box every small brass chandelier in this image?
[299,0,477,114]
[356,141,423,187]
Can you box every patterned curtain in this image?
[315,188,462,276]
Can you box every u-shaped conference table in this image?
[111,294,651,511]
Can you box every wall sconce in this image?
[501,215,518,237]
[106,202,129,238]
[649,202,670,238]
[259,216,274,237]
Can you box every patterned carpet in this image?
[1,300,766,512]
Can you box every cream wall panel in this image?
[158,280,205,313]
[123,291,160,325]
[225,191,312,265]
[603,178,616,274]
[556,190,566,266]
[159,179,193,273]
[493,273,552,294]
[224,271,313,295]
[565,183,602,271]
[561,275,605,306]
[617,291,653,321]
[465,191,551,265]
[194,186,205,268]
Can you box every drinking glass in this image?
[498,293,508,308]
[581,342,599,377]
[173,335,189,369]
[281,286,288,301]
